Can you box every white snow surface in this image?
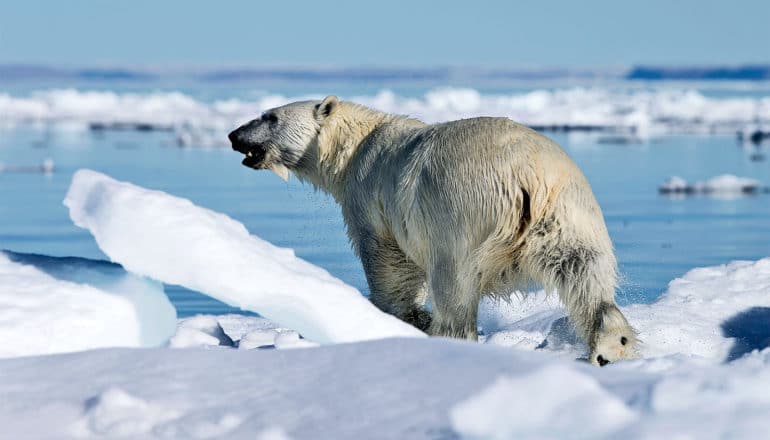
[2,209,770,438]
[95,253,767,439]
[2,335,770,439]
[478,258,770,362]
[450,365,637,439]
[64,169,424,344]
[0,250,175,358]
[2,88,769,143]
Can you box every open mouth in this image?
[232,140,266,169]
[240,150,264,169]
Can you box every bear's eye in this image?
[620,336,628,346]
[262,113,278,124]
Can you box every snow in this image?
[2,87,768,144]
[450,365,637,440]
[0,251,175,355]
[2,169,769,437]
[2,336,770,438]
[64,169,424,344]
[0,250,176,358]
[168,316,235,348]
[0,248,769,438]
[628,258,770,360]
[71,387,183,438]
[479,258,770,362]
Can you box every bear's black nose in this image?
[229,129,248,153]
[596,355,609,367]
[228,129,240,145]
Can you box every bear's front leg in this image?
[358,234,432,331]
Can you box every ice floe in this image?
[0,250,175,358]
[64,169,424,344]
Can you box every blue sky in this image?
[0,0,767,67]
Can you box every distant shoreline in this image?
[1,64,769,83]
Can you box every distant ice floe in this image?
[659,174,768,196]
[0,250,175,358]
[0,158,55,174]
[64,169,424,344]
[1,87,769,146]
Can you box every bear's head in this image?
[590,304,639,367]
[228,95,339,181]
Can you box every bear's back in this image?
[399,116,580,184]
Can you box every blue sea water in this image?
[1,75,769,317]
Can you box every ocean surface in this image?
[1,71,769,317]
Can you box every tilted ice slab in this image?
[0,250,175,358]
[64,169,424,344]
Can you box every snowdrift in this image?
[478,258,770,363]
[0,250,175,358]
[1,336,769,439]
[64,169,424,344]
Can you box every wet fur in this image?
[231,97,639,365]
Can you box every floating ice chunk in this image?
[697,174,762,193]
[169,327,222,348]
[215,314,282,342]
[0,158,56,174]
[41,158,55,174]
[169,316,235,348]
[450,365,636,439]
[273,330,319,350]
[237,329,279,350]
[658,176,688,193]
[0,250,176,358]
[659,174,766,196]
[64,170,424,344]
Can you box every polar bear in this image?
[229,96,638,366]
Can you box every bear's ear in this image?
[315,95,339,122]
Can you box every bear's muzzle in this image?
[229,128,267,169]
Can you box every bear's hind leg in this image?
[426,254,480,340]
[359,235,431,331]
[524,238,637,364]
